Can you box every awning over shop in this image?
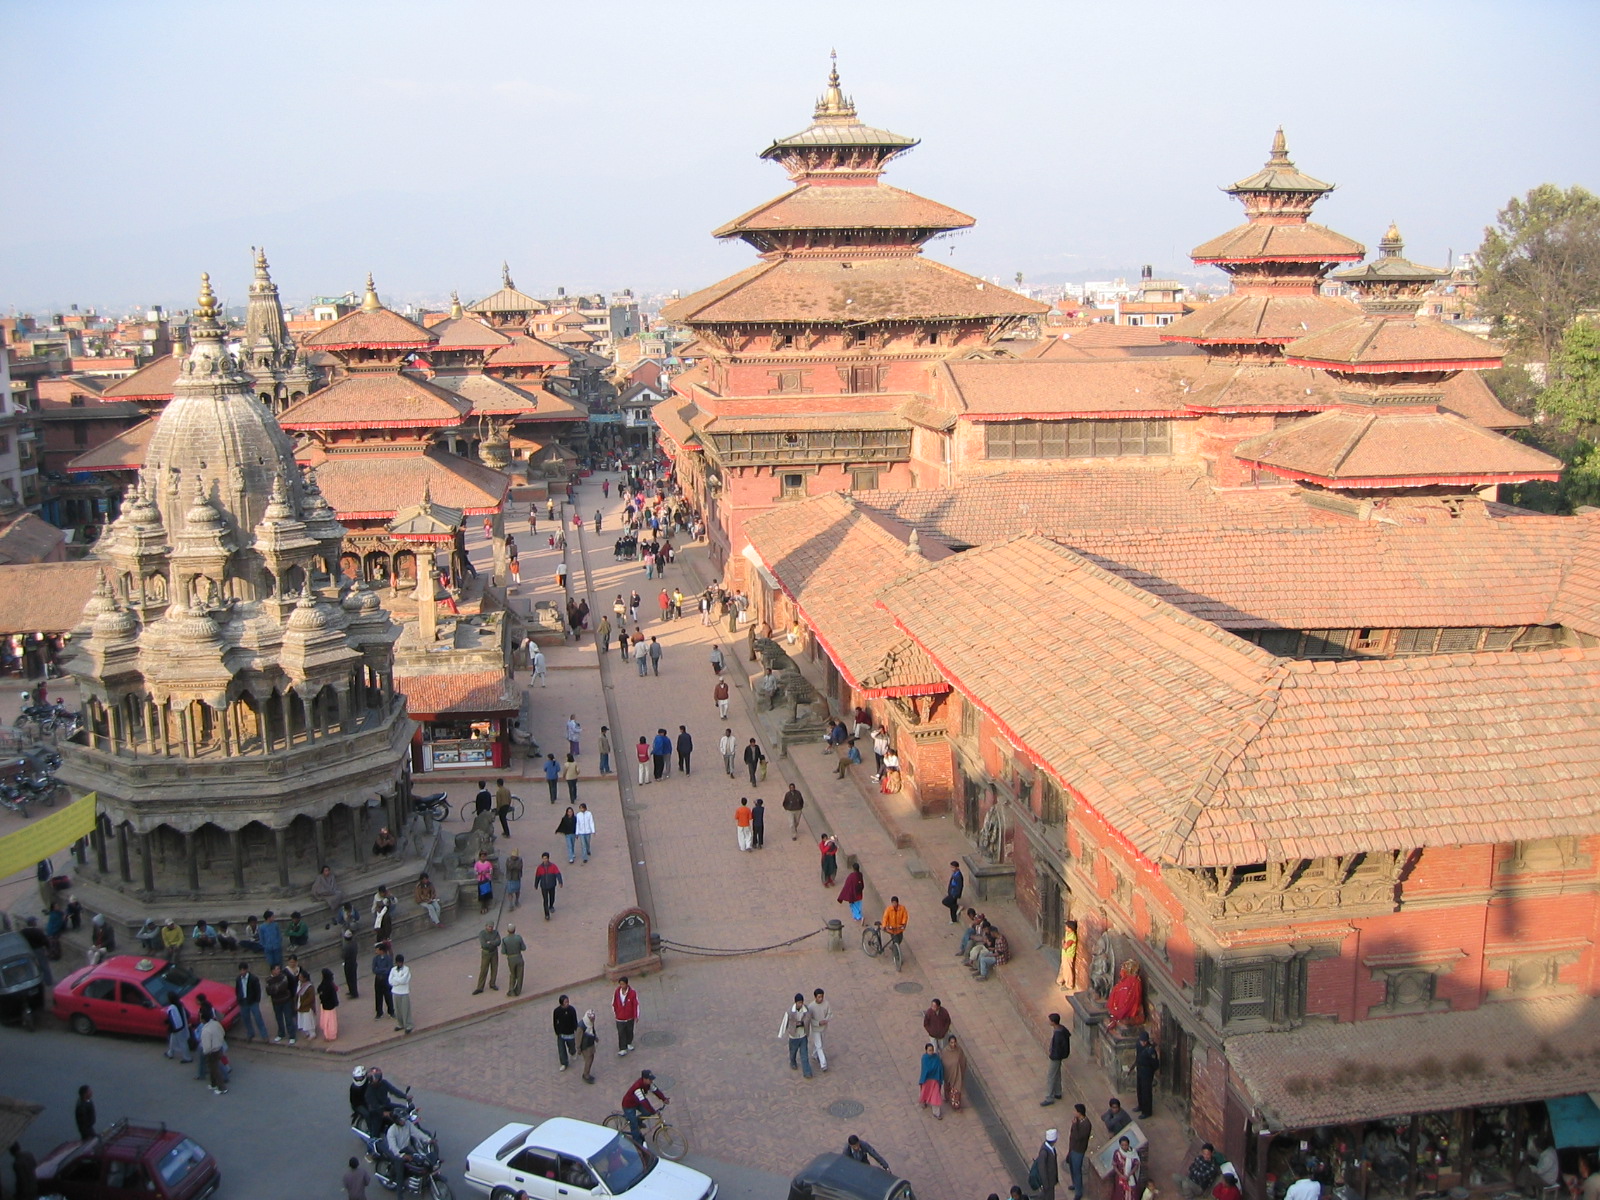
[0,792,97,879]
[1548,1094,1600,1149]
[1227,994,1600,1130]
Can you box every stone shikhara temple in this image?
[58,274,415,899]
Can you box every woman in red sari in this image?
[1105,960,1144,1032]
[1110,1135,1141,1200]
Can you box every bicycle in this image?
[602,1105,686,1160]
[862,922,903,970]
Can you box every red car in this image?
[53,955,239,1038]
[37,1120,220,1200]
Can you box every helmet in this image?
[352,1066,367,1082]
[640,1070,656,1080]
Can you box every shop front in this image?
[395,669,518,774]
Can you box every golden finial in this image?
[361,273,380,312]
[1381,221,1404,255]
[254,246,269,275]
[195,272,219,322]
[449,290,463,319]
[815,49,856,120]
[1269,126,1290,163]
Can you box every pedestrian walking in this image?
[651,728,671,778]
[782,782,804,838]
[819,833,839,886]
[494,778,515,838]
[562,753,581,802]
[475,780,494,815]
[475,853,495,912]
[502,925,527,997]
[566,715,582,757]
[199,1010,228,1094]
[710,645,724,675]
[1033,1130,1061,1200]
[943,861,965,923]
[543,753,560,803]
[1067,1104,1092,1200]
[74,1085,96,1141]
[553,994,578,1069]
[575,803,595,862]
[1043,1011,1071,1105]
[578,1009,599,1083]
[923,997,952,1048]
[751,798,766,848]
[636,735,652,784]
[370,941,395,1020]
[534,853,563,919]
[530,646,547,686]
[714,678,730,718]
[265,963,295,1044]
[474,922,501,994]
[675,725,693,774]
[318,967,340,1042]
[557,806,579,862]
[735,799,754,851]
[613,978,640,1056]
[743,737,764,785]
[780,994,813,1078]
[234,962,268,1041]
[918,1041,945,1118]
[719,728,737,777]
[837,861,864,922]
[807,988,832,1073]
[597,615,612,654]
[342,1156,371,1200]
[941,1034,968,1110]
[634,636,649,677]
[598,726,612,775]
[504,850,523,910]
[1134,1030,1160,1118]
[390,954,413,1034]
[648,637,662,675]
[871,726,889,777]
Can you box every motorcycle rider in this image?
[383,1112,430,1180]
[360,1066,409,1135]
[620,1070,668,1143]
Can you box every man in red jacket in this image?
[613,978,640,1057]
[620,1069,666,1143]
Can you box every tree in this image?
[1476,184,1600,361]
[1538,319,1600,434]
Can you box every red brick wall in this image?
[1012,829,1040,927]
[1190,1039,1230,1148]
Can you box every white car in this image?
[463,1119,716,1200]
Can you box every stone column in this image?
[139,830,156,892]
[184,830,200,891]
[83,699,100,751]
[417,552,438,646]
[231,828,246,891]
[107,703,123,754]
[179,706,194,757]
[93,818,109,874]
[116,823,132,884]
[300,693,316,743]
[273,826,290,887]
[312,816,328,873]
[349,807,367,866]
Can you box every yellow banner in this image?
[0,792,98,880]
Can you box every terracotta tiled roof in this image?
[0,513,66,565]
[712,183,974,237]
[301,306,435,351]
[1161,293,1360,344]
[466,286,547,315]
[312,446,509,518]
[395,669,519,716]
[1234,408,1564,486]
[939,359,1196,418]
[1227,994,1600,1130]
[859,472,1317,547]
[1181,360,1332,411]
[660,256,1049,325]
[1192,222,1364,263]
[98,354,180,402]
[652,399,702,450]
[744,492,951,695]
[1438,372,1528,430]
[66,417,158,473]
[1030,327,1207,361]
[429,373,541,417]
[880,534,1600,865]
[1284,315,1503,372]
[1054,518,1590,630]
[0,561,102,633]
[704,410,910,434]
[485,334,572,368]
[549,327,598,346]
[280,372,468,431]
[428,316,513,350]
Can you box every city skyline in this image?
[2,0,1595,313]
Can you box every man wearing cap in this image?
[501,924,527,997]
[1035,1129,1061,1200]
[473,921,501,995]
[621,1070,667,1143]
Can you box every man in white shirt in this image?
[719,729,738,778]
[1284,1175,1321,1200]
[389,954,414,1034]
[806,988,833,1073]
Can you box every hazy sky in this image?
[2,0,1595,315]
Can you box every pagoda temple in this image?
[57,274,414,902]
[241,247,315,412]
[654,57,1048,581]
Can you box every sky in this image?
[1,0,1596,316]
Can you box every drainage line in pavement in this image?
[657,927,825,956]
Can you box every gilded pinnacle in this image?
[194,272,219,325]
[362,273,380,312]
[450,290,463,319]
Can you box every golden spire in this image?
[1380,221,1404,256]
[361,273,380,312]
[814,49,857,120]
[192,272,221,333]
[1267,126,1291,166]
[254,246,270,278]
[449,290,463,319]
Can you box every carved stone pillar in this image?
[273,826,290,887]
[184,830,200,891]
[312,816,328,873]
[139,830,156,892]
[349,806,367,866]
[116,823,132,883]
[93,818,109,874]
[231,828,246,891]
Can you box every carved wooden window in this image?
[1254,629,1299,657]
[1395,627,1442,655]
[1436,627,1483,653]
[1481,628,1520,650]
[1370,967,1450,1015]
[985,419,1172,460]
[849,468,879,492]
[1225,966,1268,1022]
[1220,955,1306,1030]
[960,698,978,739]
[1040,775,1065,826]
[1299,630,1350,658]
[780,473,806,499]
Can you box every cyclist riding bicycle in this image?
[882,896,909,965]
[621,1070,668,1143]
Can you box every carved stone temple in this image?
[57,274,416,901]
